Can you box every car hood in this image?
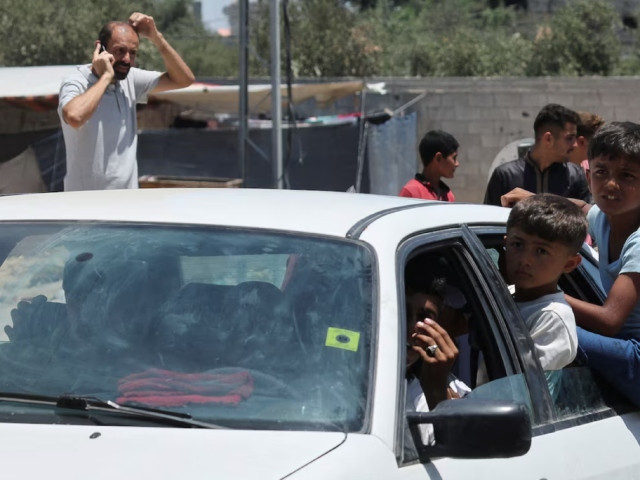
[0,423,347,479]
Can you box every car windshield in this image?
[0,222,374,431]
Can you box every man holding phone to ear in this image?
[58,12,195,191]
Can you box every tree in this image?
[134,0,238,76]
[526,0,621,76]
[0,0,636,78]
[251,0,381,77]
[0,0,236,77]
[343,0,412,9]
[364,0,531,76]
[0,0,149,66]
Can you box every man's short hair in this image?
[588,121,640,163]
[99,21,138,49]
[418,130,459,167]
[507,193,587,253]
[533,104,580,140]
[577,111,605,140]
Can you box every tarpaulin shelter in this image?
[0,65,364,133]
[0,65,365,193]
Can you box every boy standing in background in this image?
[399,130,460,201]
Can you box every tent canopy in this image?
[0,65,364,134]
[0,65,363,113]
[151,80,365,115]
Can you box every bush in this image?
[251,0,381,77]
[0,0,635,78]
[0,0,149,66]
[526,0,621,76]
[366,0,531,76]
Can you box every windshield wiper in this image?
[56,395,225,429]
[0,392,222,429]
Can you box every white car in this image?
[0,189,638,479]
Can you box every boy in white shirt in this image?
[504,193,587,392]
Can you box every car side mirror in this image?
[406,398,531,460]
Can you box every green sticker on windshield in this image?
[325,327,360,352]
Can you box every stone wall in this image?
[360,76,640,203]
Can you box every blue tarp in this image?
[366,113,417,196]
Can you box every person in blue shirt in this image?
[566,121,640,407]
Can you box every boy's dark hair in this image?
[588,121,640,162]
[418,130,459,167]
[533,104,580,140]
[405,277,447,316]
[507,194,587,253]
[427,276,447,300]
[577,111,605,140]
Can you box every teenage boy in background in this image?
[486,104,590,208]
[399,130,460,201]
[569,111,605,175]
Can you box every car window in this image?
[0,235,68,341]
[477,231,637,426]
[397,227,633,465]
[0,222,375,432]
[180,254,290,287]
[398,234,536,464]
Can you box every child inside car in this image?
[405,276,470,444]
[504,193,587,395]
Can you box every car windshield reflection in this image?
[0,223,374,431]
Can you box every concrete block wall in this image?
[364,76,640,203]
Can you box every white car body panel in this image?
[0,189,508,237]
[0,412,639,479]
[0,424,346,479]
[0,189,416,236]
[422,413,640,480]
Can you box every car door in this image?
[395,225,640,479]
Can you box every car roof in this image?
[0,189,510,238]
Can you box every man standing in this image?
[484,104,590,207]
[58,12,195,191]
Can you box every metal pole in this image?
[238,0,249,182]
[270,0,283,189]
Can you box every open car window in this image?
[398,226,640,465]
[398,232,536,464]
[477,231,638,425]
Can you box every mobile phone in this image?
[99,43,106,53]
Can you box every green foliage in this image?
[251,0,380,77]
[344,0,410,9]
[134,0,239,76]
[0,0,149,66]
[0,0,636,78]
[366,0,531,76]
[175,36,239,77]
[0,0,237,76]
[526,0,621,76]
[615,56,640,75]
[426,28,532,76]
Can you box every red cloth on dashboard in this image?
[116,368,253,406]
